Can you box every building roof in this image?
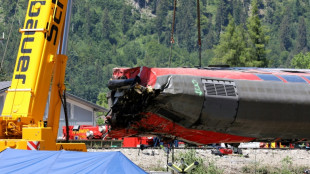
[66,93,108,112]
[0,81,11,93]
[0,81,108,112]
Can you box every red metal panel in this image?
[122,137,140,147]
[109,113,255,144]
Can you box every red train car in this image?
[107,66,310,145]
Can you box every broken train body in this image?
[107,66,310,145]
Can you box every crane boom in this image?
[0,0,85,151]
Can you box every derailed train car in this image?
[106,66,310,145]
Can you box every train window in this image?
[280,75,306,83]
[256,74,282,81]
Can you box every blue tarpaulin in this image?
[0,148,147,174]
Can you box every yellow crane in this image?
[0,0,85,151]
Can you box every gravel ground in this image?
[88,148,310,173]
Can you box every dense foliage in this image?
[1,0,310,104]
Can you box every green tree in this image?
[290,52,310,69]
[293,0,303,20]
[219,0,232,27]
[279,14,292,51]
[242,0,251,15]
[95,91,107,125]
[247,0,269,67]
[215,5,222,36]
[102,8,112,40]
[0,70,9,81]
[215,0,232,36]
[265,5,274,24]
[212,16,248,66]
[97,92,109,109]
[145,40,170,67]
[96,117,105,126]
[137,0,145,8]
[205,30,216,49]
[155,0,169,43]
[232,0,246,25]
[256,0,264,10]
[212,16,236,64]
[177,0,196,51]
[296,17,308,53]
[121,6,132,34]
[122,41,143,66]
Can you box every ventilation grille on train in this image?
[203,79,237,97]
